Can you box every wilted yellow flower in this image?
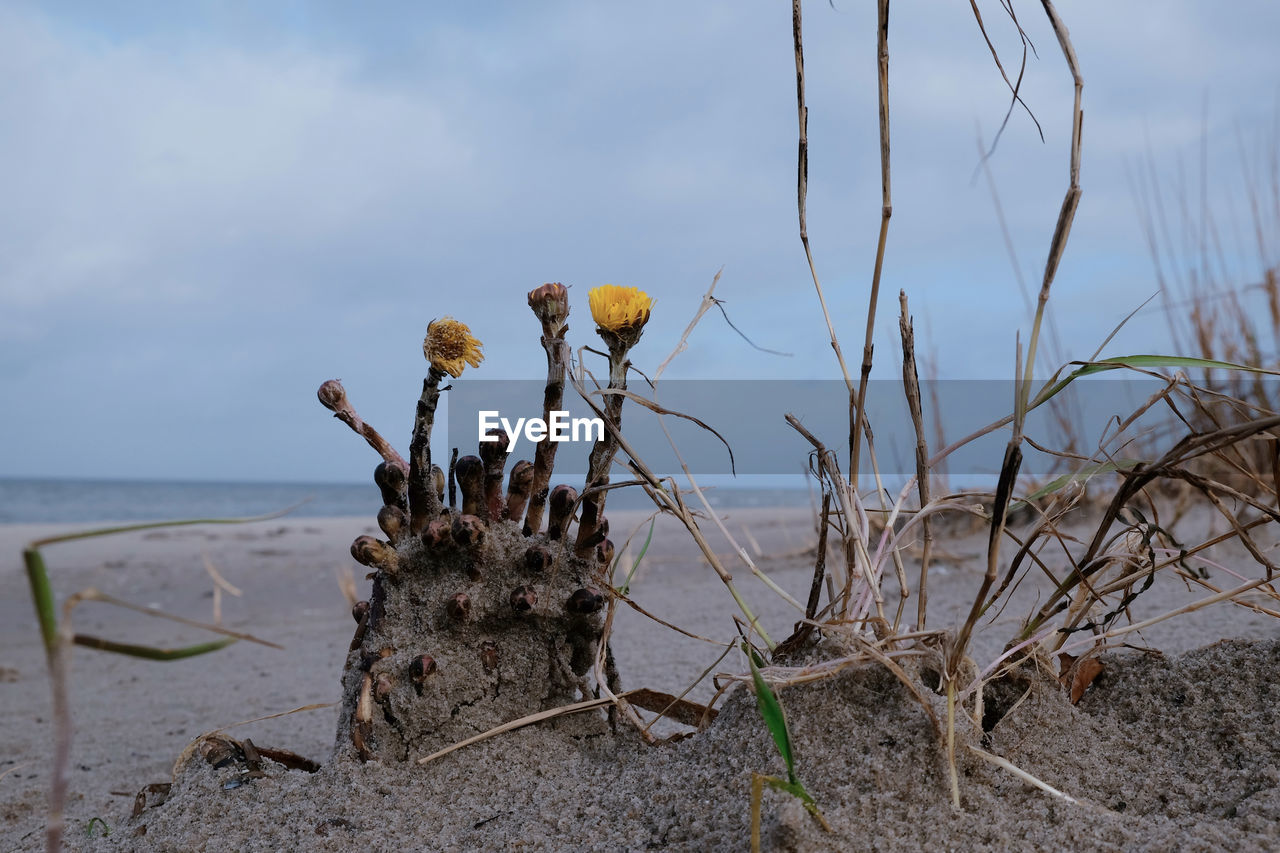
[423,317,484,378]
[589,284,653,333]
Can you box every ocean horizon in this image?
[0,477,815,524]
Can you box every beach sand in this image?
[2,507,1278,851]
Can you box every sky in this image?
[1,1,1277,484]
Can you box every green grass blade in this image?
[744,642,796,784]
[761,775,817,809]
[29,502,308,549]
[72,635,238,660]
[1013,459,1142,508]
[1031,354,1280,411]
[618,518,656,596]
[23,548,59,656]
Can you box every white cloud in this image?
[0,6,469,322]
[0,1,1276,480]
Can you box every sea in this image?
[0,478,814,524]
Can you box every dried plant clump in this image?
[316,293,641,762]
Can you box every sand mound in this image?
[79,637,1280,852]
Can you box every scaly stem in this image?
[576,344,629,556]
[524,334,569,535]
[408,366,445,532]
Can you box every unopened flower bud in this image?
[524,545,553,573]
[547,484,577,541]
[451,514,486,548]
[350,535,399,573]
[595,537,615,566]
[317,379,348,412]
[505,460,535,522]
[510,586,537,613]
[374,461,408,508]
[409,655,437,695]
[580,516,610,549]
[454,455,485,517]
[377,505,409,544]
[567,588,605,615]
[409,654,437,681]
[423,518,453,549]
[445,593,471,624]
[352,600,369,624]
[528,282,570,336]
[374,673,395,703]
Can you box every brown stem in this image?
[317,380,407,471]
[899,292,932,630]
[479,430,511,523]
[576,346,629,557]
[447,448,459,509]
[524,335,569,536]
[408,367,445,533]
[791,0,857,438]
[850,0,893,483]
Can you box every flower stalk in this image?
[408,366,446,531]
[523,283,571,536]
[317,380,407,473]
[575,285,653,558]
[411,318,484,532]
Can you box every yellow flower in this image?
[588,285,654,333]
[423,317,484,378]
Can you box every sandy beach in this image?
[2,505,1278,851]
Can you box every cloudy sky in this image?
[1,1,1277,484]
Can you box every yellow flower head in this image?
[423,317,484,378]
[588,284,654,333]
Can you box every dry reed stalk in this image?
[785,414,884,630]
[850,0,893,483]
[1016,414,1280,647]
[415,696,618,765]
[948,0,1085,661]
[967,745,1084,807]
[899,292,933,629]
[777,491,832,655]
[789,0,856,437]
[202,553,243,625]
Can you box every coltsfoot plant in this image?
[318,283,652,761]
